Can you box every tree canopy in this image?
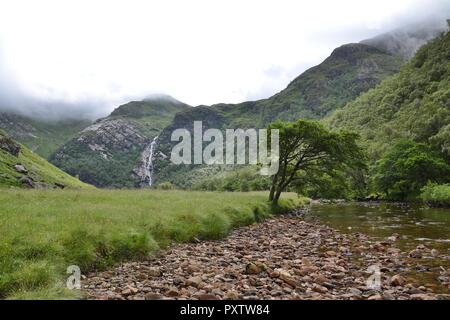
[268,119,365,204]
[374,140,450,200]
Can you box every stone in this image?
[54,182,65,189]
[193,293,217,300]
[410,294,432,300]
[269,270,280,278]
[409,249,422,259]
[81,216,441,301]
[19,176,34,188]
[325,251,337,257]
[225,291,240,300]
[145,292,162,300]
[278,270,299,288]
[245,263,262,274]
[166,287,180,297]
[390,275,406,287]
[14,164,28,174]
[348,288,362,296]
[0,136,21,156]
[121,286,138,296]
[148,267,162,277]
[186,276,203,288]
[312,284,328,294]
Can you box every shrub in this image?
[420,183,450,207]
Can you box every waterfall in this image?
[137,135,158,187]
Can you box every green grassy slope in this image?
[0,130,92,189]
[326,31,450,162]
[0,189,307,299]
[0,113,91,159]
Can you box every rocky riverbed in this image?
[83,216,450,300]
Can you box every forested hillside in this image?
[327,31,449,161]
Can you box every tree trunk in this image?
[273,188,282,204]
[269,185,276,201]
[269,175,278,201]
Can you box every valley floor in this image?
[0,189,303,299]
[84,215,450,300]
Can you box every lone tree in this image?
[268,119,365,204]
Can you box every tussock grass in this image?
[0,189,306,299]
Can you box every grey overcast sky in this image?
[0,0,449,119]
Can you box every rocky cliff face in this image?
[50,96,189,188]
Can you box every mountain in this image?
[51,22,447,189]
[0,112,91,159]
[0,129,91,189]
[152,43,404,187]
[326,30,450,162]
[361,19,448,60]
[49,96,190,188]
[152,23,448,188]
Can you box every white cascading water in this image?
[141,135,158,186]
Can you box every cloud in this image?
[0,0,449,120]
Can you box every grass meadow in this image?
[0,189,307,299]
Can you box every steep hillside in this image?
[0,112,91,158]
[326,31,450,162]
[0,130,91,189]
[50,23,446,189]
[153,44,403,187]
[49,96,190,188]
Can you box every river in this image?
[306,202,450,293]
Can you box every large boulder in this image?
[0,135,21,156]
